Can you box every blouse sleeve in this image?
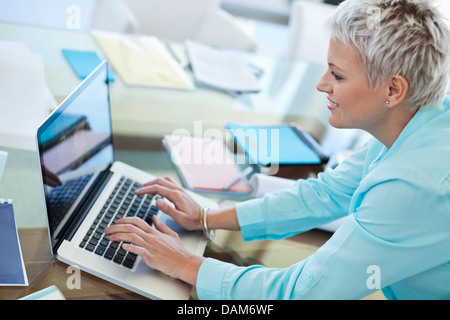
[197,175,450,299]
[236,144,369,241]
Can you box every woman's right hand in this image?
[135,176,202,231]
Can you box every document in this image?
[249,173,296,198]
[0,199,28,286]
[185,40,261,93]
[92,31,194,90]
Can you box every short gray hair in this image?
[327,0,450,111]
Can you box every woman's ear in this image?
[386,74,409,108]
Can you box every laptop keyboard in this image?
[79,176,160,269]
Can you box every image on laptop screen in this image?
[37,63,114,249]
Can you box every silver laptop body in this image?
[36,61,214,300]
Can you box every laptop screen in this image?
[37,61,114,249]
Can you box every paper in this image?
[0,200,28,286]
[20,285,65,300]
[62,49,115,81]
[92,31,194,90]
[186,40,261,93]
[249,173,296,198]
[0,150,7,182]
[0,40,56,151]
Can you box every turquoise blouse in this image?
[196,100,450,300]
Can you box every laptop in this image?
[36,60,216,300]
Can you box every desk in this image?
[0,22,330,144]
[0,227,332,300]
[0,22,384,300]
[0,146,332,300]
[0,147,385,300]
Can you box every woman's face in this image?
[316,39,390,133]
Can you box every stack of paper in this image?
[92,31,194,90]
[185,40,261,93]
[0,41,56,150]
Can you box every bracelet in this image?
[200,207,216,241]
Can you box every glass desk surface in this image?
[0,146,384,300]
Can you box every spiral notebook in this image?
[0,199,28,286]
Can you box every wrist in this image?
[177,253,205,286]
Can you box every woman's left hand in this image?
[104,216,204,285]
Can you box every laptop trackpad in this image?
[158,212,188,235]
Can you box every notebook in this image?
[163,135,251,195]
[0,199,28,286]
[36,61,217,300]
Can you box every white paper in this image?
[0,41,56,150]
[249,173,296,198]
[185,40,260,92]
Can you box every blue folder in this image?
[226,122,328,166]
[62,49,115,82]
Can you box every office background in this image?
[1,0,450,300]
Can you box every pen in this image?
[222,166,254,191]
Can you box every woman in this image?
[105,0,450,299]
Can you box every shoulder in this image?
[377,104,450,190]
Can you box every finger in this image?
[134,185,186,220]
[104,219,154,241]
[111,216,154,233]
[152,215,178,238]
[140,177,184,193]
[121,242,146,257]
[106,230,147,248]
[154,198,184,222]
[162,176,182,187]
[46,176,62,187]
[134,184,178,200]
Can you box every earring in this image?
[385,100,390,105]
